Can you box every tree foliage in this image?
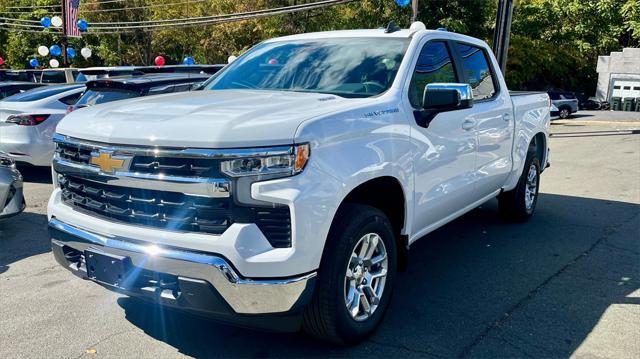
[0,0,638,94]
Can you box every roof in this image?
[0,81,44,87]
[265,28,418,42]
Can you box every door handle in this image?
[462,119,476,131]
[503,113,512,122]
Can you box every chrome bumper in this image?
[49,218,316,315]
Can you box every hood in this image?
[57,90,370,148]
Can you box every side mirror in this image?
[415,83,474,127]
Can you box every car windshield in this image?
[41,71,68,83]
[2,85,80,102]
[203,37,410,98]
[75,87,140,107]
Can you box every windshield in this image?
[41,71,68,83]
[2,85,81,102]
[75,87,140,107]
[203,37,410,98]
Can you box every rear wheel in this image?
[498,153,540,222]
[559,107,571,119]
[303,204,397,344]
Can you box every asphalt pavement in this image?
[1,120,638,358]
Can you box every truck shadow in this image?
[117,193,639,358]
[0,212,50,275]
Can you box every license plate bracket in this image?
[85,249,132,289]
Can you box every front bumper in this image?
[0,166,25,219]
[49,218,316,323]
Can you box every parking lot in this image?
[1,119,639,358]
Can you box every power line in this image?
[0,17,41,23]
[81,0,209,13]
[6,4,60,10]
[88,0,356,29]
[0,0,358,34]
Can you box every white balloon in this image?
[49,59,60,68]
[37,45,49,56]
[227,55,237,64]
[51,16,63,28]
[80,47,92,59]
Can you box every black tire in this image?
[498,153,541,222]
[559,107,571,119]
[302,203,397,344]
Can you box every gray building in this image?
[596,48,640,102]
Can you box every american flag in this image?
[63,0,82,38]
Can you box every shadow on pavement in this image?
[0,211,50,275]
[111,193,637,357]
[17,165,52,184]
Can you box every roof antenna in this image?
[385,21,401,33]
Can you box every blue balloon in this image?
[66,47,76,59]
[77,19,88,31]
[50,45,62,57]
[183,56,195,65]
[40,17,51,28]
[29,58,39,68]
[396,0,411,6]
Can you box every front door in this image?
[406,40,478,240]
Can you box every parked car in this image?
[49,24,550,343]
[69,73,210,112]
[548,90,578,118]
[136,64,224,75]
[0,69,42,83]
[0,82,47,100]
[0,152,24,219]
[579,97,609,110]
[0,84,85,166]
[75,66,146,82]
[39,68,79,84]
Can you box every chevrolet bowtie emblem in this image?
[90,152,127,173]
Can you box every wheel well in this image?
[530,132,546,165]
[340,176,408,269]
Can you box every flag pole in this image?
[61,0,69,67]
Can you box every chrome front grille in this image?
[53,134,293,248]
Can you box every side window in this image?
[59,92,82,106]
[409,41,457,107]
[456,43,497,101]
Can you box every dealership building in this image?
[596,47,640,102]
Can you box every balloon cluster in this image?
[0,57,5,66]
[30,45,91,68]
[32,15,91,68]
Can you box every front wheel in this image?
[498,154,541,222]
[303,204,397,344]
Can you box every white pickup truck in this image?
[48,23,550,343]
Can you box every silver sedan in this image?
[0,152,25,219]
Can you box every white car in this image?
[0,152,24,219]
[0,84,85,166]
[49,24,550,343]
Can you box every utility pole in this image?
[411,0,419,22]
[492,0,514,74]
[61,0,69,67]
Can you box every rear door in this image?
[453,42,514,200]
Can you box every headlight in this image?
[221,143,310,178]
[0,153,16,168]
